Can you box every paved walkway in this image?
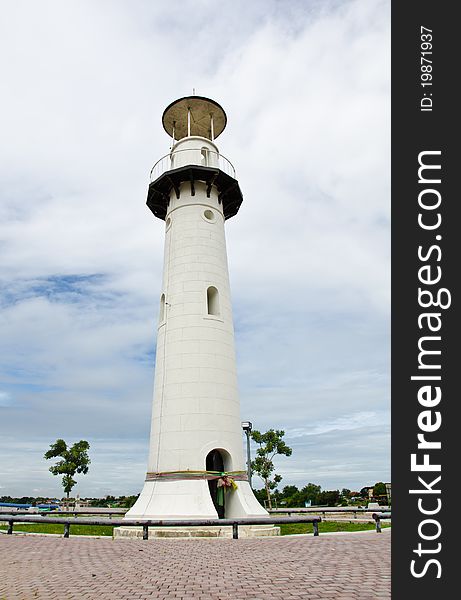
[0,531,390,599]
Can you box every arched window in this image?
[159,293,166,323]
[201,147,208,166]
[207,286,219,316]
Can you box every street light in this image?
[241,421,253,488]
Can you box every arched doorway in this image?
[206,449,225,518]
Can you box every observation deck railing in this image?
[150,148,236,182]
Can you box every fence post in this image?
[232,523,239,539]
[143,524,149,540]
[7,520,13,535]
[313,521,319,537]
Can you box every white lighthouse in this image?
[126,96,268,525]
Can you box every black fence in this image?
[1,509,127,518]
[269,507,390,517]
[0,514,322,540]
[372,512,391,533]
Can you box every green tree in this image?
[360,486,370,498]
[250,429,292,510]
[373,482,387,500]
[120,494,139,508]
[281,485,299,499]
[340,488,351,506]
[317,490,341,506]
[44,439,91,500]
[299,483,322,506]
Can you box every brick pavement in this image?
[0,531,390,599]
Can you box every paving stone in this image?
[0,531,390,599]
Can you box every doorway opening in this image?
[206,449,225,519]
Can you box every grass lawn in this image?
[279,521,391,535]
[0,523,114,536]
[0,521,390,537]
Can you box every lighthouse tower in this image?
[126,96,268,522]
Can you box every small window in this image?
[201,147,208,166]
[207,286,219,316]
[159,293,166,323]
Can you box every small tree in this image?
[44,439,91,501]
[281,485,299,499]
[317,489,341,507]
[300,483,321,507]
[341,488,351,499]
[360,486,371,499]
[251,429,292,510]
[373,481,387,502]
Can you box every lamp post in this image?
[241,421,253,488]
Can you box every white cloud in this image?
[287,411,388,437]
[0,392,13,408]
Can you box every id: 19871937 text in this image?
[420,26,433,112]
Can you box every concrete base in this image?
[114,524,280,539]
[125,480,268,521]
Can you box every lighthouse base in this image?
[114,524,280,539]
[125,479,268,520]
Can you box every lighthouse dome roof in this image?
[162,96,227,141]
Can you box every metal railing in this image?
[372,512,392,533]
[150,148,236,182]
[269,507,391,519]
[0,514,321,540]
[4,509,128,518]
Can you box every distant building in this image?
[364,483,391,503]
[362,486,374,499]
[385,482,391,502]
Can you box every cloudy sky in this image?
[0,0,390,498]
